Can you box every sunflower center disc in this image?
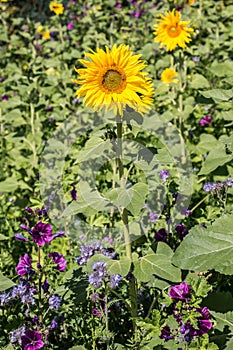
[102,70,124,92]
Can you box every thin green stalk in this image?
[116,119,138,332]
[190,194,209,213]
[37,246,43,325]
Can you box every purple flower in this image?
[31,222,53,246]
[200,115,211,126]
[197,319,212,335]
[16,254,32,276]
[185,209,192,216]
[193,56,200,63]
[10,325,26,345]
[34,43,42,51]
[42,279,50,293]
[159,170,170,182]
[0,77,4,82]
[1,94,9,101]
[154,228,167,242]
[149,211,158,223]
[49,295,61,310]
[115,2,121,7]
[21,330,44,350]
[15,234,29,242]
[21,294,35,305]
[67,20,74,30]
[88,262,108,289]
[0,291,12,306]
[45,106,53,112]
[50,319,58,330]
[203,182,217,192]
[48,252,67,271]
[175,224,189,239]
[225,178,233,187]
[168,282,191,300]
[109,274,122,289]
[70,184,78,200]
[160,325,174,341]
[198,306,211,319]
[76,241,115,265]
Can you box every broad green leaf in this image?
[68,346,87,350]
[0,234,8,240]
[190,74,210,89]
[199,145,232,175]
[0,273,16,291]
[0,344,14,350]
[0,177,18,193]
[220,110,233,121]
[62,181,109,217]
[105,183,148,216]
[172,213,233,274]
[134,243,181,283]
[209,62,233,77]
[212,311,233,332]
[197,134,217,153]
[107,256,131,276]
[200,89,233,101]
[75,137,111,163]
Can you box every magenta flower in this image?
[48,252,66,271]
[16,254,32,276]
[31,222,53,246]
[67,20,74,30]
[21,330,44,350]
[200,115,211,126]
[168,282,191,300]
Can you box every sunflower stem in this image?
[116,118,138,334]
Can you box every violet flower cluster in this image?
[160,282,213,346]
[1,207,68,348]
[76,239,121,290]
[203,178,233,193]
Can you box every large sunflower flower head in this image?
[154,9,194,51]
[73,44,154,116]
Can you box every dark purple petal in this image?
[21,330,44,350]
[16,254,32,276]
[31,221,53,246]
[168,282,191,300]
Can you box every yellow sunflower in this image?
[73,44,154,116]
[42,30,51,40]
[49,1,64,15]
[154,9,194,51]
[161,68,179,84]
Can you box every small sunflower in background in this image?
[73,44,154,116]
[161,68,179,84]
[154,9,194,51]
[49,1,64,15]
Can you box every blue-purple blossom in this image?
[88,262,108,289]
[159,170,170,182]
[203,183,217,192]
[21,294,35,305]
[14,234,29,242]
[0,291,12,306]
[109,274,122,289]
[10,325,26,345]
[67,20,74,30]
[149,211,158,223]
[50,319,58,330]
[76,241,116,265]
[49,295,61,310]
